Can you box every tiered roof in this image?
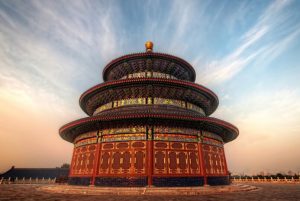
[59,42,238,144]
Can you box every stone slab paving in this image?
[0,183,299,201]
[39,184,258,195]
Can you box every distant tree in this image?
[61,163,70,168]
[276,173,284,178]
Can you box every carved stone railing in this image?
[0,177,57,184]
[232,177,300,183]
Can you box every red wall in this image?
[70,141,228,180]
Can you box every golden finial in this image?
[145,41,153,52]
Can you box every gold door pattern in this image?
[98,141,147,175]
[153,141,200,175]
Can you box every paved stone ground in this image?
[39,183,258,195]
[0,183,299,201]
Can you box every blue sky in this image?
[0,0,300,175]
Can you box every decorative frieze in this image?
[75,137,97,148]
[93,97,205,115]
[102,126,146,135]
[202,131,223,143]
[154,134,198,142]
[74,131,97,143]
[202,137,223,147]
[102,133,146,142]
[154,126,199,135]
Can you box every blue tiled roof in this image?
[0,166,69,179]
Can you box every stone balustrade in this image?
[232,177,300,183]
[0,177,56,184]
[2,176,299,185]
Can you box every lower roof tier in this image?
[80,78,219,116]
[59,112,238,144]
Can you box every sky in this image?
[0,0,300,175]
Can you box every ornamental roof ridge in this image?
[102,51,196,82]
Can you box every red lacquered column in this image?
[69,147,76,177]
[147,127,153,186]
[222,147,229,175]
[91,131,101,185]
[147,141,153,186]
[198,131,207,185]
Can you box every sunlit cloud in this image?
[216,89,300,174]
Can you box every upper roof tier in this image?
[102,51,196,82]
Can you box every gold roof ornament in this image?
[145,41,153,52]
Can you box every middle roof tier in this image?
[80,78,219,116]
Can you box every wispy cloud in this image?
[253,25,300,68]
[195,0,298,86]
[0,0,122,102]
[0,0,121,171]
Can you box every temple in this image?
[59,42,238,187]
[0,166,69,180]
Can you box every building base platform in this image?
[40,184,258,195]
[68,176,230,187]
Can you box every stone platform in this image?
[39,184,258,195]
[1,183,300,201]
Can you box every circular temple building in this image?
[59,42,238,187]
